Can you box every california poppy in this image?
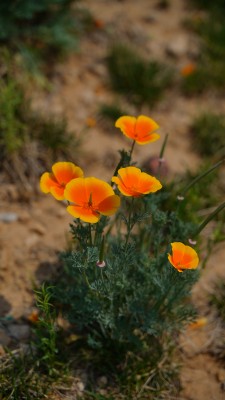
[64,177,120,223]
[181,63,196,77]
[115,115,160,145]
[40,162,84,200]
[112,166,162,197]
[168,242,199,272]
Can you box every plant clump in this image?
[38,113,225,398]
[106,44,173,106]
[190,113,225,158]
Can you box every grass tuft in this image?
[0,77,80,189]
[190,113,225,158]
[106,44,173,106]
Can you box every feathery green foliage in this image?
[0,285,64,399]
[54,180,198,358]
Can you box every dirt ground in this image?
[0,0,225,399]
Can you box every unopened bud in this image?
[96,260,106,268]
[188,238,197,245]
[177,195,184,201]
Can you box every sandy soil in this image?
[0,0,225,398]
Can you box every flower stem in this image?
[193,200,225,237]
[125,197,135,250]
[179,159,224,198]
[157,133,168,177]
[130,139,136,158]
[89,223,93,246]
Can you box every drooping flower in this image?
[64,177,120,223]
[188,317,207,330]
[168,242,199,273]
[112,166,162,197]
[115,115,160,145]
[40,161,84,200]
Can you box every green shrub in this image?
[190,113,225,158]
[190,0,225,12]
[99,103,129,123]
[181,67,210,95]
[0,0,92,73]
[211,281,225,323]
[39,114,225,397]
[106,44,173,106]
[55,197,197,348]
[0,0,81,52]
[0,79,27,155]
[210,279,225,361]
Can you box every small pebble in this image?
[0,212,18,223]
[8,324,30,341]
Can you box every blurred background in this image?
[0,1,225,399]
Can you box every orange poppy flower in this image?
[188,317,207,330]
[112,166,162,197]
[115,115,160,145]
[40,161,84,200]
[168,242,199,273]
[64,177,120,223]
[181,63,196,77]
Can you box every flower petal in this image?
[64,178,88,205]
[67,205,100,223]
[135,133,160,145]
[49,186,65,200]
[112,167,162,197]
[40,172,57,194]
[115,116,136,140]
[84,178,115,206]
[52,162,83,185]
[170,242,186,265]
[136,115,159,139]
[115,115,160,145]
[98,195,120,215]
[168,242,199,272]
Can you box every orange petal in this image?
[50,185,65,200]
[67,205,100,223]
[115,115,160,145]
[117,166,141,189]
[115,116,136,140]
[168,242,199,272]
[188,317,207,330]
[64,178,88,205]
[52,162,83,185]
[98,195,120,215]
[170,242,186,265]
[40,172,57,193]
[135,132,160,145]
[181,246,199,268]
[112,167,162,197]
[136,172,162,194]
[135,115,159,143]
[84,178,115,206]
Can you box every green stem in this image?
[125,197,135,250]
[99,236,105,263]
[130,139,136,158]
[179,159,224,198]
[193,200,225,237]
[89,223,93,246]
[157,133,168,177]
